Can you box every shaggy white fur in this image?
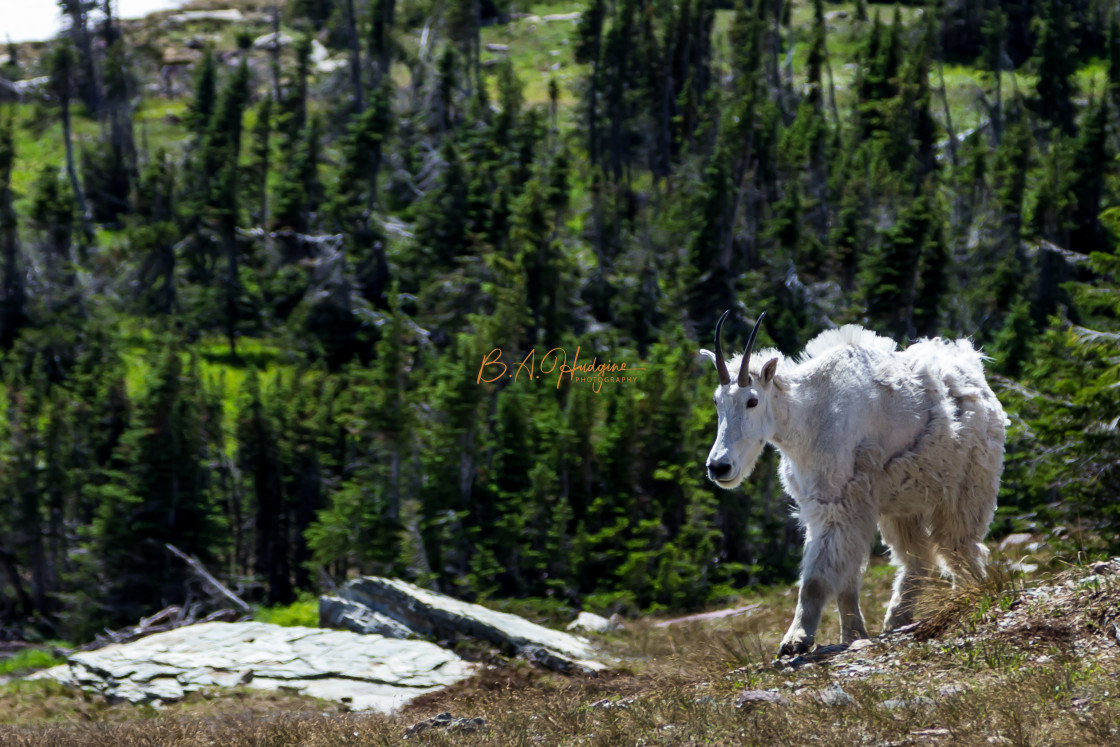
[702,324,1008,656]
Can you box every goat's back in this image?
[877,336,1008,522]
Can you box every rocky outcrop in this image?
[32,620,476,712]
[168,9,245,25]
[319,596,414,639]
[321,577,608,674]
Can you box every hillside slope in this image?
[3,554,1119,745]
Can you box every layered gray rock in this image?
[323,577,607,674]
[32,620,475,712]
[319,596,414,639]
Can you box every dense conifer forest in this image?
[0,0,1117,645]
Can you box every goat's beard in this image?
[715,439,765,489]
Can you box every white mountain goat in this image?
[701,311,1008,656]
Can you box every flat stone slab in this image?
[328,577,608,674]
[32,621,476,712]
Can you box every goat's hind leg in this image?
[880,514,935,632]
[838,577,869,644]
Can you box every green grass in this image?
[480,3,586,106]
[0,648,65,677]
[252,591,319,627]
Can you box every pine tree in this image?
[369,0,396,86]
[860,185,938,339]
[187,48,217,138]
[92,350,218,624]
[236,374,292,604]
[207,54,252,356]
[1109,17,1120,109]
[246,95,272,226]
[29,166,78,299]
[0,113,26,348]
[47,40,92,244]
[1068,97,1111,254]
[992,297,1036,376]
[1032,0,1077,135]
[412,139,469,265]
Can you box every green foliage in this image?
[0,648,65,675]
[253,592,319,627]
[1031,0,1077,135]
[0,0,1118,647]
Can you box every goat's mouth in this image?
[710,472,743,489]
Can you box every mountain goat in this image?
[701,312,1008,656]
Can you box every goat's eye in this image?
[746,398,759,408]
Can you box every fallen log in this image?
[165,543,251,614]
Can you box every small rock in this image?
[694,695,717,705]
[407,712,486,734]
[824,10,848,21]
[818,683,856,707]
[542,12,581,21]
[998,533,1033,551]
[878,696,934,711]
[566,611,617,634]
[1007,560,1038,574]
[849,638,875,652]
[253,32,293,51]
[590,697,632,710]
[404,712,486,738]
[168,9,245,25]
[486,43,510,53]
[736,689,790,707]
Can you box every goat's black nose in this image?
[707,461,732,480]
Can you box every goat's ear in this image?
[698,349,717,368]
[761,357,780,386]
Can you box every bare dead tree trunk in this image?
[60,94,95,243]
[62,0,101,116]
[270,5,282,101]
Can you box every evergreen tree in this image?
[1032,0,1077,135]
[47,39,92,244]
[1109,17,1120,108]
[246,95,272,226]
[860,185,939,339]
[93,350,218,625]
[0,113,26,348]
[1068,97,1111,254]
[28,166,78,299]
[236,375,292,604]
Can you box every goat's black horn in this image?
[738,311,767,387]
[714,310,731,386]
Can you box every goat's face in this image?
[699,310,775,489]
[701,361,779,488]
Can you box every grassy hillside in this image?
[3,550,1119,744]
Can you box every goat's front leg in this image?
[778,509,876,657]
